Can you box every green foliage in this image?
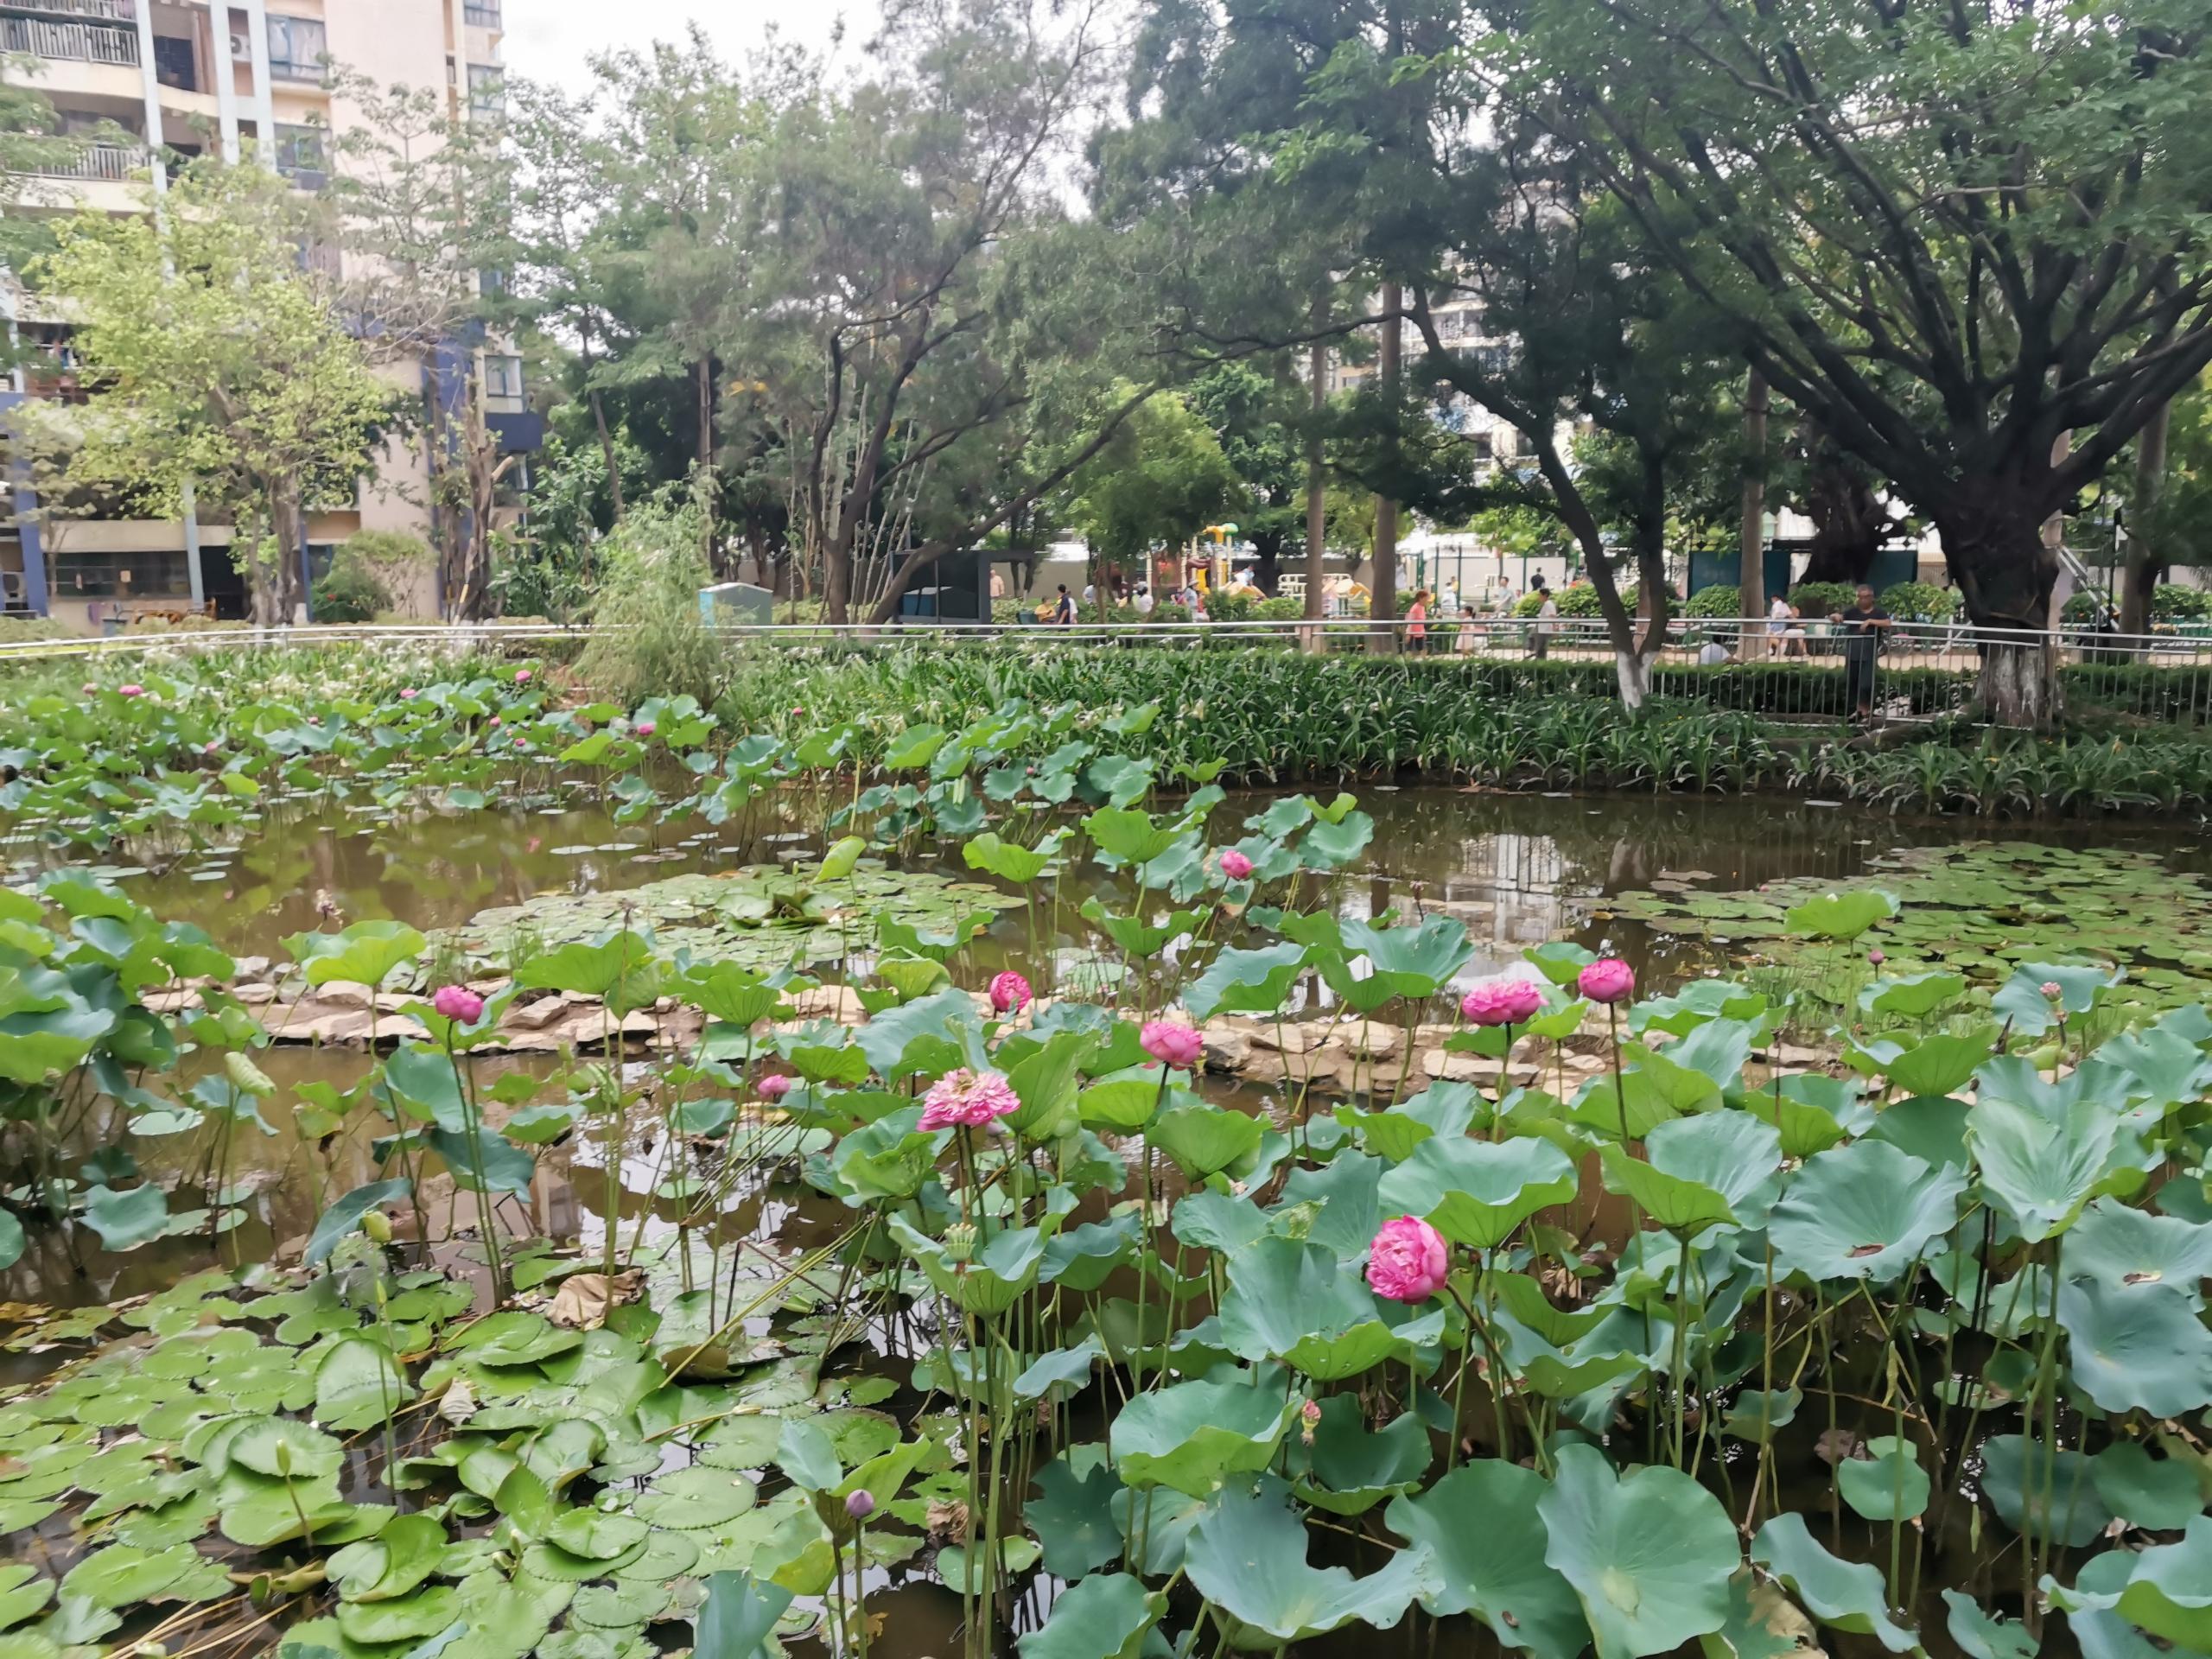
[573,503,729,707]
[1879,582,1959,621]
[21,162,391,625]
[1686,585,1740,619]
[309,552,395,626]
[1789,582,1855,619]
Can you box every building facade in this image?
[1,0,534,628]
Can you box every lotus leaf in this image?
[1537,1443,1738,1659]
[1147,1103,1264,1183]
[1751,1515,1916,1652]
[1383,1460,1586,1659]
[1980,1434,2112,1547]
[1287,1397,1433,1516]
[1942,1591,2037,1659]
[329,1513,447,1602]
[1377,1134,1578,1249]
[1027,1446,1124,1580]
[2092,1443,2206,1531]
[1769,1141,1963,1284]
[1970,1099,2123,1241]
[2066,1198,2212,1308]
[1111,1363,1295,1497]
[1185,943,1307,1021]
[1015,1573,1164,1659]
[2117,1516,2212,1651]
[1834,1436,1929,1522]
[1185,1474,1433,1643]
[2056,1276,2212,1417]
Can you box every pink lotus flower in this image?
[119,683,144,698]
[1366,1215,1449,1303]
[989,970,1032,1014]
[515,668,532,684]
[844,1491,875,1520]
[1219,849,1255,881]
[490,716,503,728]
[1577,958,1636,1005]
[1461,977,1544,1027]
[1867,949,1885,966]
[635,720,656,737]
[400,689,418,701]
[1141,1020,1205,1069]
[757,1073,793,1101]
[2042,981,2063,1001]
[431,985,484,1024]
[203,741,219,755]
[918,1068,1022,1131]
[81,683,97,696]
[515,736,528,749]
[307,715,321,726]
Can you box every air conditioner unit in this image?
[229,32,251,60]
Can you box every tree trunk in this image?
[1370,281,1402,653]
[1800,438,1885,585]
[589,386,625,524]
[1250,531,1282,596]
[694,356,717,569]
[1304,330,1327,648]
[2119,399,2170,641]
[1936,481,2063,727]
[1738,368,1768,650]
[269,484,304,626]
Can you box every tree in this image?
[21,163,388,625]
[1185,362,1306,592]
[2118,374,2212,633]
[1065,387,1243,600]
[0,57,120,273]
[1481,0,2212,721]
[326,74,522,619]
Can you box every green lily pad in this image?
[1110,1364,1295,1497]
[1385,1460,1586,1659]
[1751,1514,1916,1653]
[1185,1474,1432,1643]
[1015,1573,1165,1659]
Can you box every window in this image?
[481,353,523,400]
[150,34,198,92]
[477,266,509,300]
[266,16,327,82]
[273,123,325,181]
[52,549,194,601]
[467,63,504,118]
[464,2,502,24]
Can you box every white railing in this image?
[9,0,136,21]
[1,14,139,64]
[17,142,139,182]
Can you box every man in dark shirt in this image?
[1836,582,1892,721]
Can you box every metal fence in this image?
[6,615,2212,727]
[1,14,140,63]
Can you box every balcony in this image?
[1,14,138,64]
[463,2,500,24]
[4,0,136,20]
[17,141,139,182]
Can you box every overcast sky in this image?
[503,1,877,94]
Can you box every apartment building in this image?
[1,0,537,627]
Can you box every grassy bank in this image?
[715,645,2212,815]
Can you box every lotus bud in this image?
[226,1050,277,1099]
[1300,1399,1322,1446]
[943,1220,978,1265]
[361,1210,393,1244]
[845,1490,875,1520]
[2041,981,2063,1001]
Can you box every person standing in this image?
[1406,589,1430,652]
[1767,592,1791,658]
[1529,582,1557,658]
[1054,584,1077,625]
[1837,582,1893,720]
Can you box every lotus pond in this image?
[2,654,2211,1659]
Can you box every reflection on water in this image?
[4,785,2194,1312]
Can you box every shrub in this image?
[310,551,393,624]
[1511,590,1548,619]
[1555,582,1603,618]
[573,502,728,705]
[1879,581,1960,621]
[1206,589,1259,622]
[2061,591,2107,625]
[2153,584,2212,621]
[1686,584,1740,619]
[1789,581,1855,618]
[1254,596,1304,621]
